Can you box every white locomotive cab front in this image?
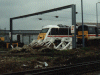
[37,27,51,41]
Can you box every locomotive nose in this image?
[37,33,46,40]
[77,31,88,39]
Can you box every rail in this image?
[2,60,100,75]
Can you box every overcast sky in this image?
[0,0,100,30]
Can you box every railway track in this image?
[0,51,7,54]
[2,60,100,75]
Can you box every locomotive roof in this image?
[79,24,97,27]
[43,25,59,28]
[43,25,69,28]
[86,24,97,27]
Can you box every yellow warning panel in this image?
[0,37,4,41]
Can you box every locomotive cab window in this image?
[78,25,88,31]
[50,28,59,35]
[40,28,49,33]
[98,29,100,34]
[95,27,98,33]
[49,28,70,35]
[58,28,68,35]
[88,27,96,34]
[95,27,98,36]
[69,28,72,35]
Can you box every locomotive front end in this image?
[77,25,88,39]
[37,28,49,40]
[77,25,89,45]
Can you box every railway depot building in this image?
[0,30,40,45]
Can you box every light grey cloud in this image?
[0,0,100,30]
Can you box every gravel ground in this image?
[0,45,100,74]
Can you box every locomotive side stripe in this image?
[48,35,72,37]
[88,34,100,36]
[48,35,100,37]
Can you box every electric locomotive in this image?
[77,24,100,46]
[37,24,72,45]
